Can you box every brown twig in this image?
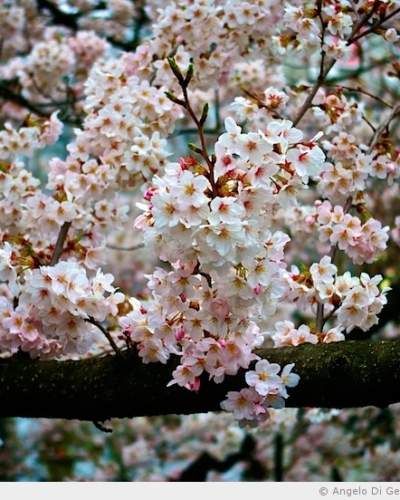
[49,222,71,266]
[85,317,123,359]
[167,58,218,196]
[367,101,400,153]
[106,243,144,252]
[324,84,393,108]
[348,6,400,45]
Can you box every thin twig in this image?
[106,243,145,252]
[348,0,361,22]
[240,87,286,120]
[325,56,398,84]
[293,58,336,127]
[0,83,51,117]
[346,1,380,42]
[348,6,400,45]
[361,114,376,132]
[172,127,221,137]
[86,317,123,359]
[324,84,393,108]
[182,86,214,173]
[367,102,400,153]
[49,221,71,266]
[174,68,218,196]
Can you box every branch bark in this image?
[2,339,400,421]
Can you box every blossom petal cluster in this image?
[316,201,389,264]
[0,261,124,358]
[123,115,326,422]
[282,257,390,336]
[221,361,299,426]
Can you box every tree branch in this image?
[2,339,400,421]
[0,82,52,117]
[49,221,71,265]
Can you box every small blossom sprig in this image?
[221,361,300,427]
[315,200,389,265]
[165,57,218,195]
[280,256,391,339]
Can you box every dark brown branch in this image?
[176,434,264,481]
[0,82,52,117]
[49,221,71,265]
[348,6,400,45]
[37,0,80,30]
[2,339,400,421]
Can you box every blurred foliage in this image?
[2,404,400,481]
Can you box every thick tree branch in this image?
[2,339,400,421]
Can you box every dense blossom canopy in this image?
[0,0,399,456]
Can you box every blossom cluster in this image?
[315,200,389,265]
[279,2,353,60]
[313,90,363,135]
[80,61,179,185]
[221,361,299,426]
[0,255,124,358]
[0,112,63,160]
[319,131,400,201]
[117,113,331,423]
[281,256,390,336]
[1,27,109,116]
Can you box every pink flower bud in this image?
[175,326,185,342]
[143,187,156,201]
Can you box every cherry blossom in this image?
[0,0,398,432]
